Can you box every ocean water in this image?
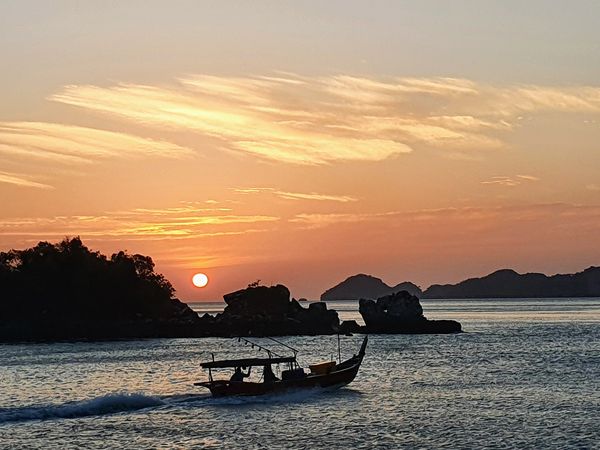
[1,299,599,449]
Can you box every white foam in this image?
[0,393,164,424]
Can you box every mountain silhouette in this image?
[321,267,600,300]
[320,274,422,300]
[423,267,600,298]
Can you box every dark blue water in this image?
[1,299,598,449]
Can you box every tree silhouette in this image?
[0,237,182,323]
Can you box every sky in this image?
[1,0,600,300]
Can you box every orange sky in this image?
[1,2,599,300]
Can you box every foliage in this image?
[0,237,178,321]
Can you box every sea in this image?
[1,298,599,449]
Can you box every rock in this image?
[359,290,425,330]
[359,290,461,334]
[201,284,340,337]
[308,301,328,313]
[375,291,425,322]
[339,320,362,334]
[223,284,290,317]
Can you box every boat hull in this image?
[197,359,362,397]
[195,336,368,398]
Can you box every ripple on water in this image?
[1,299,599,449]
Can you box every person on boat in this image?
[230,366,251,382]
[262,364,279,383]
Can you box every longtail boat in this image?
[195,336,368,397]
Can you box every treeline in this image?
[0,237,191,322]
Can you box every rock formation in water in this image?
[0,238,464,342]
[357,290,461,334]
[321,274,423,300]
[423,267,600,298]
[198,284,340,337]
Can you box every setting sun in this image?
[192,272,209,288]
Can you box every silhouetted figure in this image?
[263,364,279,383]
[230,366,251,382]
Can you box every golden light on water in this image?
[192,273,209,288]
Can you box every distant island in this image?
[321,274,422,300]
[321,268,600,300]
[0,238,461,342]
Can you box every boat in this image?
[195,335,368,397]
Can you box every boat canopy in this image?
[201,356,296,369]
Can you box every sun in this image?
[192,272,209,288]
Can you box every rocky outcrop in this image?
[338,320,362,334]
[0,239,464,342]
[358,290,461,334]
[321,274,422,300]
[197,284,340,337]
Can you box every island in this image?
[0,238,461,342]
[321,274,423,300]
[423,267,600,298]
[321,267,600,300]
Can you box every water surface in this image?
[1,299,598,449]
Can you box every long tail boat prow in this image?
[195,336,368,397]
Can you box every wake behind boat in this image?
[195,336,368,397]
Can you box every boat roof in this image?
[201,356,296,369]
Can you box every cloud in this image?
[47,74,600,165]
[273,191,357,202]
[288,203,600,230]
[232,187,357,202]
[289,213,372,229]
[0,204,278,240]
[0,171,53,189]
[515,174,540,181]
[49,80,411,165]
[0,122,193,173]
[481,175,540,187]
[232,187,275,194]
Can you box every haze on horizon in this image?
[1,0,599,300]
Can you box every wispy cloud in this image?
[0,171,53,189]
[273,191,357,202]
[50,80,411,165]
[0,204,278,240]
[288,203,600,230]
[481,175,540,187]
[515,174,540,181]
[0,121,193,161]
[48,74,600,165]
[289,213,373,229]
[0,122,193,179]
[232,187,357,203]
[232,187,274,194]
